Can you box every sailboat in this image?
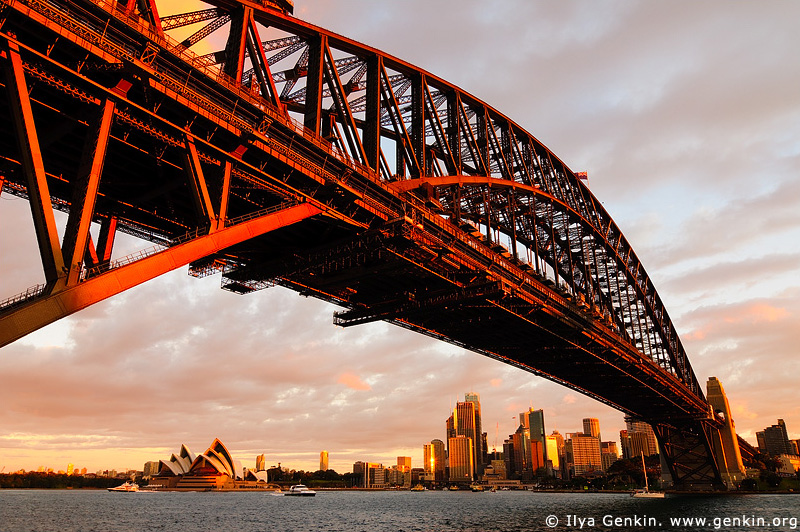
[631,452,665,498]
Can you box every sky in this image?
[1,0,799,474]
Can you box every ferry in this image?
[284,484,316,496]
[108,481,139,492]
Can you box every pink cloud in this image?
[337,373,371,391]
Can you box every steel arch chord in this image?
[0,0,725,490]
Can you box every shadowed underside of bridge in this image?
[0,0,728,489]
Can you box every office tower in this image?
[545,435,561,472]
[397,456,411,472]
[619,430,632,459]
[600,441,619,471]
[757,419,793,456]
[448,399,482,476]
[625,418,659,456]
[527,409,547,470]
[791,440,800,456]
[66,463,74,476]
[566,434,602,477]
[706,377,746,484]
[319,450,329,472]
[582,418,601,440]
[503,438,516,478]
[512,424,531,479]
[448,435,474,483]
[465,392,485,472]
[431,439,446,481]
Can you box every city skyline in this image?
[2,0,799,473]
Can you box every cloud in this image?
[337,373,371,391]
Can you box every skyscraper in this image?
[566,434,602,477]
[448,397,483,476]
[582,418,601,440]
[625,418,658,456]
[757,419,793,456]
[448,435,474,483]
[527,408,547,473]
[319,450,329,472]
[256,454,266,472]
[465,393,486,473]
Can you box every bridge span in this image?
[0,0,740,489]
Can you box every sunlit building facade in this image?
[320,450,329,472]
[448,435,474,483]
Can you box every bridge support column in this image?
[652,420,726,491]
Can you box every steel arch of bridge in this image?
[0,0,725,489]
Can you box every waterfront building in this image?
[397,456,411,472]
[320,450,329,472]
[756,419,793,456]
[448,435,474,483]
[423,439,446,483]
[149,439,271,490]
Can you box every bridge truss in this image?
[0,0,726,489]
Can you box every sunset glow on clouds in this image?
[1,0,799,473]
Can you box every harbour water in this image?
[0,489,797,532]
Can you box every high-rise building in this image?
[757,419,793,456]
[512,424,531,480]
[448,435,474,483]
[791,439,800,456]
[448,398,483,476]
[545,435,561,473]
[424,439,446,482]
[625,419,659,456]
[465,393,485,472]
[256,454,266,472]
[566,434,602,477]
[601,441,619,471]
[582,418,601,440]
[319,450,329,472]
[527,409,547,470]
[619,430,630,459]
[397,456,411,472]
[66,463,74,476]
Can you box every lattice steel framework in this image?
[0,0,725,489]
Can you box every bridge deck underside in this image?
[221,223,707,423]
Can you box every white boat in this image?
[108,481,139,492]
[631,452,665,498]
[284,484,316,496]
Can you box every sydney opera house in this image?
[148,438,273,491]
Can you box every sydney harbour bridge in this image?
[0,0,751,490]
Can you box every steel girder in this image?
[0,0,726,489]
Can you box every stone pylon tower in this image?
[706,377,746,487]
